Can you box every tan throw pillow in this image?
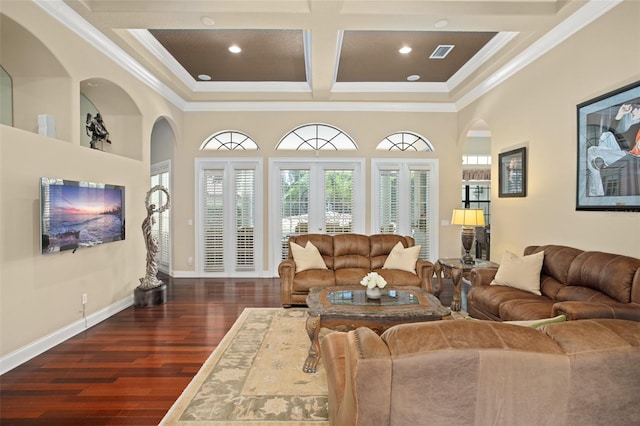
[490,250,544,295]
[290,241,327,273]
[382,241,421,274]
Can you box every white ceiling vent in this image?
[430,45,454,59]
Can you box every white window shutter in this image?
[378,169,399,234]
[203,169,224,272]
[235,168,255,271]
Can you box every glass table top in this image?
[326,288,420,306]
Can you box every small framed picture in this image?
[576,81,640,211]
[498,147,527,198]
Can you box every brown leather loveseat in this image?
[469,244,640,321]
[278,233,435,307]
[322,319,640,426]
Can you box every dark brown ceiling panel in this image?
[149,29,306,82]
[337,31,497,83]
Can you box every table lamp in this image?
[451,208,485,264]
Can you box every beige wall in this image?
[0,2,182,361]
[1,0,639,368]
[173,110,459,273]
[458,0,640,260]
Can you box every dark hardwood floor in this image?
[0,275,452,425]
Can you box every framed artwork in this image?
[498,147,527,197]
[576,81,640,211]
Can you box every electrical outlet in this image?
[188,256,193,266]
[82,293,88,305]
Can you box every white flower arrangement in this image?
[360,272,387,289]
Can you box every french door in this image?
[372,159,439,262]
[269,159,365,271]
[195,158,263,276]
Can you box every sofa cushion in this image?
[556,285,618,303]
[290,240,328,272]
[382,241,420,274]
[335,268,371,286]
[491,250,544,295]
[499,299,557,321]
[292,269,335,292]
[567,251,640,303]
[374,268,422,287]
[525,245,582,284]
[333,234,371,270]
[469,285,542,318]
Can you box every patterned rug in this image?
[160,308,329,425]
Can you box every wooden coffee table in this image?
[303,286,451,373]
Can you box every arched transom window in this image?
[376,131,434,152]
[200,130,259,150]
[277,123,357,151]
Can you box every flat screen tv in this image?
[40,177,125,254]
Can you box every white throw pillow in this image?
[490,250,544,295]
[382,241,421,274]
[290,241,327,273]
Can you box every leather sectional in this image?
[468,244,640,321]
[322,318,640,425]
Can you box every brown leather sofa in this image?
[278,233,435,307]
[468,244,640,321]
[321,319,640,426]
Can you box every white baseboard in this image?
[170,270,275,278]
[171,270,198,278]
[0,295,133,375]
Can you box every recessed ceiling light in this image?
[228,45,242,54]
[86,82,99,87]
[407,74,421,81]
[201,16,215,26]
[198,74,212,81]
[435,19,449,29]
[399,46,412,54]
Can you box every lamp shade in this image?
[451,209,485,227]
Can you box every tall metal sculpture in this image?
[135,185,170,306]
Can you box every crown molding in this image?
[183,101,458,113]
[35,0,187,110]
[455,0,623,110]
[35,0,623,113]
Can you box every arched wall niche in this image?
[460,119,492,243]
[150,116,176,165]
[80,78,143,160]
[0,65,12,126]
[461,119,492,172]
[0,13,71,140]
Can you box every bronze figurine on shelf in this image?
[85,112,111,149]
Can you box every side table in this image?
[435,258,499,311]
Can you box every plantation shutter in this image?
[373,160,436,261]
[235,168,255,271]
[203,169,224,272]
[378,169,399,234]
[279,169,310,260]
[324,169,354,234]
[150,171,170,270]
[410,168,431,259]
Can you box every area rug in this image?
[160,308,329,425]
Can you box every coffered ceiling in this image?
[38,0,621,110]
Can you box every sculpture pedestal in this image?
[134,283,167,308]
